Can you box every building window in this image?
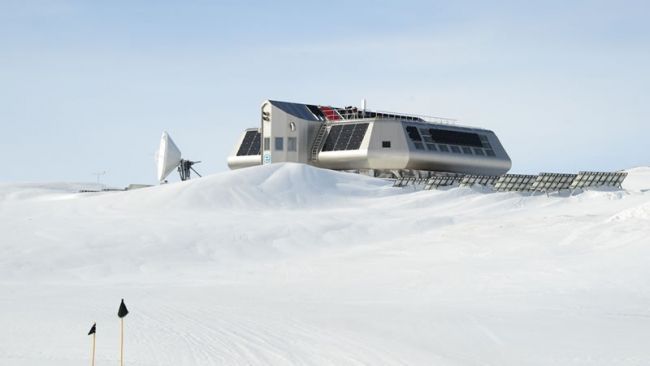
[420,128,434,143]
[263,137,270,151]
[382,141,391,148]
[405,126,422,141]
[429,128,482,147]
[275,137,284,151]
[287,137,297,151]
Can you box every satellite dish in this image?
[155,131,201,183]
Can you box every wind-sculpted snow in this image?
[111,163,396,211]
[1,164,649,365]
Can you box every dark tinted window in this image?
[405,126,422,141]
[428,128,483,147]
[420,128,433,143]
[382,141,391,148]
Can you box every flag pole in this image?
[88,322,97,366]
[117,298,129,366]
[120,317,124,366]
[91,331,96,366]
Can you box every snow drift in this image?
[1,164,649,365]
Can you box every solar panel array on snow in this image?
[410,171,628,193]
[570,171,627,190]
[493,174,538,192]
[530,173,577,193]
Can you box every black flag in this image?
[118,299,129,318]
[88,323,96,335]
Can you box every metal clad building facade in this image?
[227,100,512,177]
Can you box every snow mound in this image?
[608,202,650,222]
[623,166,650,192]
[115,163,397,210]
[0,163,396,210]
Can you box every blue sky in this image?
[1,0,648,185]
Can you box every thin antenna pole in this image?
[91,332,96,366]
[120,318,124,366]
[92,171,106,184]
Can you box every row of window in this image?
[419,142,496,156]
[406,126,492,148]
[405,126,496,157]
[406,126,488,148]
[382,139,496,156]
[262,137,297,152]
[248,138,493,157]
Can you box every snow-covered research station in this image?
[227,100,511,178]
[222,99,627,193]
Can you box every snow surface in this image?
[1,163,650,365]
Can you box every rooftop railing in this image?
[326,107,457,125]
[373,110,457,125]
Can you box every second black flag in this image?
[118,299,129,318]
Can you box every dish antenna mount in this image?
[155,131,202,183]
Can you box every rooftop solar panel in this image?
[270,100,319,121]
